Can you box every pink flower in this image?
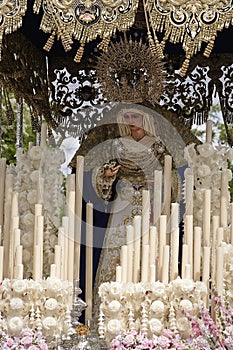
[39,341,48,350]
[21,328,34,337]
[21,335,33,346]
[122,333,135,347]
[6,338,15,347]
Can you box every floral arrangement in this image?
[7,145,65,278]
[109,293,233,349]
[184,142,233,228]
[98,278,207,342]
[0,277,73,347]
[222,242,233,307]
[0,328,48,350]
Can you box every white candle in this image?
[202,246,211,308]
[150,264,156,282]
[68,191,75,283]
[126,225,134,283]
[170,203,179,232]
[120,245,128,282]
[185,264,191,279]
[220,171,228,228]
[149,226,157,267]
[37,215,44,277]
[142,190,150,246]
[231,204,233,244]
[193,227,201,281]
[216,247,223,297]
[206,120,212,143]
[33,245,41,280]
[37,177,44,204]
[163,155,172,218]
[141,244,149,282]
[116,265,122,282]
[217,227,224,247]
[153,170,162,226]
[162,245,170,284]
[185,215,193,279]
[17,264,24,280]
[66,174,76,192]
[40,122,47,148]
[181,244,189,279]
[133,215,141,283]
[15,245,23,266]
[13,228,21,278]
[58,226,65,280]
[184,170,194,216]
[74,155,84,281]
[62,216,69,281]
[0,246,4,281]
[85,202,93,321]
[211,216,219,283]
[158,215,167,280]
[203,189,211,247]
[0,158,6,231]
[9,216,19,279]
[170,227,179,280]
[54,245,62,278]
[50,264,57,277]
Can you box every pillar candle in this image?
[181,244,189,279]
[0,246,3,281]
[116,265,122,282]
[185,215,193,279]
[185,171,194,216]
[231,204,233,245]
[163,155,172,218]
[153,170,162,226]
[58,226,65,280]
[170,227,179,281]
[54,245,62,279]
[33,245,41,280]
[37,215,44,277]
[13,228,21,278]
[206,120,212,143]
[133,215,141,283]
[126,225,134,283]
[170,203,179,232]
[211,216,219,283]
[142,190,150,246]
[220,171,228,228]
[85,202,93,321]
[202,246,211,308]
[40,122,47,148]
[150,264,156,282]
[37,177,44,204]
[141,244,149,282]
[203,189,211,247]
[74,155,84,281]
[15,245,23,266]
[62,216,69,281]
[149,226,157,267]
[158,215,167,280]
[162,245,170,284]
[217,227,224,247]
[50,264,57,277]
[0,158,6,231]
[193,227,201,281]
[9,216,19,279]
[66,174,76,193]
[17,264,24,280]
[185,264,191,279]
[68,191,75,283]
[120,245,128,282]
[3,173,14,278]
[216,247,223,297]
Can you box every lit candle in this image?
[162,245,169,284]
[85,202,93,321]
[74,156,84,281]
[203,189,211,247]
[163,155,172,218]
[141,244,149,282]
[126,225,134,283]
[193,227,201,281]
[142,190,150,246]
[153,170,162,226]
[0,158,6,231]
[133,215,141,283]
[202,246,211,308]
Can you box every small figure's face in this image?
[123,112,143,130]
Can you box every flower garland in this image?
[7,145,66,278]
[98,278,207,342]
[0,277,73,347]
[184,142,233,228]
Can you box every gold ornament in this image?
[95,35,166,104]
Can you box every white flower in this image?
[151,281,166,297]
[179,299,193,312]
[107,319,122,334]
[109,282,123,297]
[46,277,63,292]
[8,316,23,333]
[12,280,27,294]
[42,316,57,330]
[148,318,163,335]
[176,316,190,332]
[10,298,24,310]
[108,300,121,313]
[150,300,165,315]
[29,146,42,161]
[27,190,38,205]
[44,298,58,311]
[197,164,211,177]
[21,233,34,248]
[196,143,214,157]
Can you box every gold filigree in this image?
[33,0,139,62]
[95,35,166,103]
[0,0,27,59]
[145,0,233,75]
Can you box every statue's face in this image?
[123,112,143,130]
